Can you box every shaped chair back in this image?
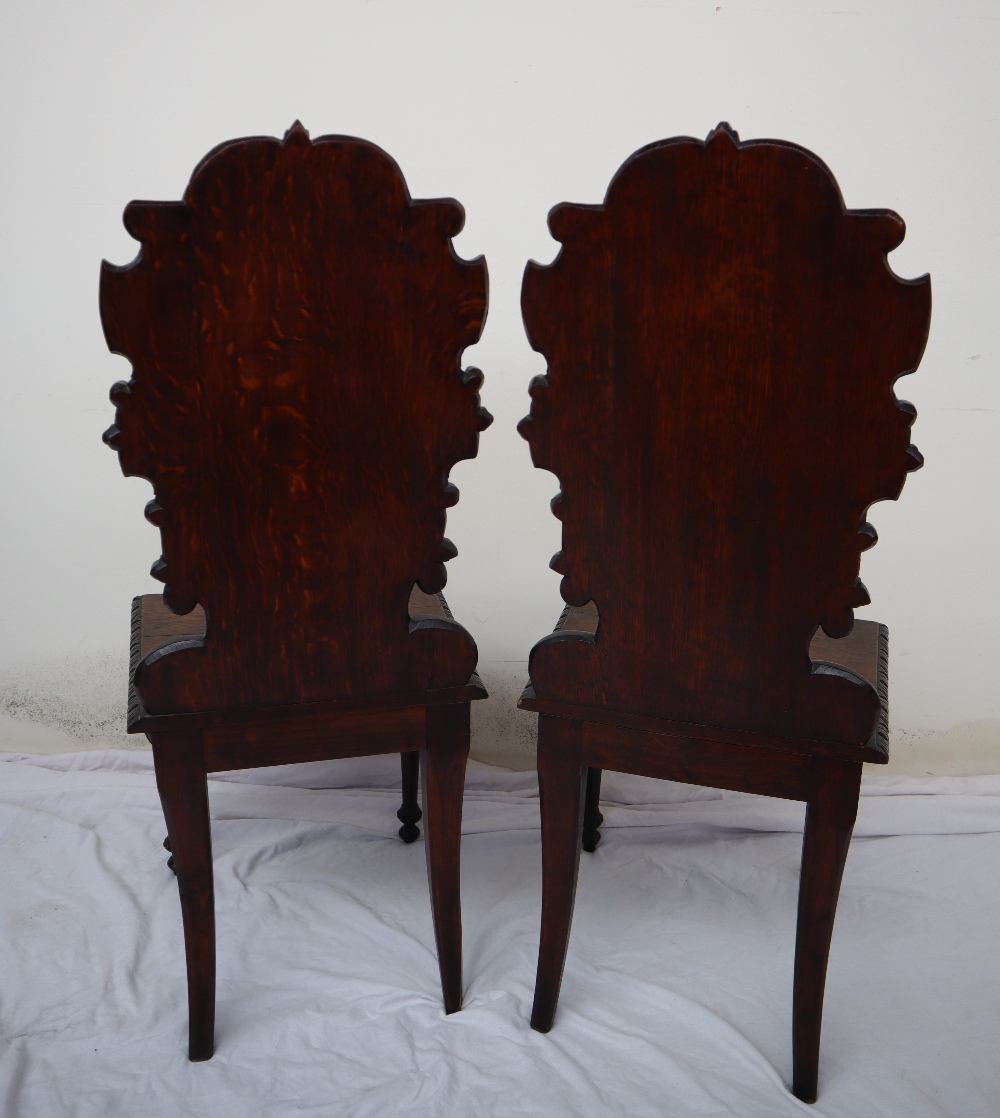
[519,124,929,745]
[103,123,490,715]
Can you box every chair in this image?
[517,124,929,1102]
[101,122,492,1060]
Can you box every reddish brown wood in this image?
[793,756,862,1103]
[201,707,424,771]
[519,123,928,746]
[531,716,587,1031]
[150,731,215,1061]
[128,593,486,735]
[103,124,489,1058]
[103,121,491,716]
[522,619,888,769]
[422,704,471,1013]
[519,125,927,1100]
[544,603,887,718]
[583,721,813,801]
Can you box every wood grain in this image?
[582,720,813,801]
[519,123,928,746]
[521,125,926,1100]
[105,124,488,1059]
[150,731,215,1060]
[135,586,454,662]
[201,707,424,772]
[530,716,586,1033]
[522,620,890,764]
[422,705,471,1013]
[104,122,491,716]
[793,756,862,1102]
[128,595,487,734]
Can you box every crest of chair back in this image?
[103,123,490,716]
[519,124,930,746]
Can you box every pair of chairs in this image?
[102,121,929,1103]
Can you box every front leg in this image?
[150,730,216,1061]
[422,704,470,1014]
[792,755,862,1102]
[531,715,586,1032]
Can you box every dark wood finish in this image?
[422,704,471,1013]
[530,715,586,1032]
[519,122,927,746]
[793,756,862,1103]
[582,767,603,852]
[584,721,813,800]
[127,593,486,735]
[103,121,491,717]
[521,617,889,766]
[150,731,215,1060]
[102,124,490,1058]
[551,602,888,724]
[557,623,886,850]
[201,707,424,771]
[398,751,423,842]
[518,125,928,1101]
[133,587,458,664]
[560,623,886,848]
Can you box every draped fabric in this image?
[1,750,997,1117]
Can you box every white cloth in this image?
[1,750,998,1117]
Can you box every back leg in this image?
[582,767,604,852]
[398,750,423,842]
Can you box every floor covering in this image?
[1,750,998,1117]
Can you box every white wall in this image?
[1,1,997,771]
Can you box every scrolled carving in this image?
[519,124,930,744]
[103,122,491,714]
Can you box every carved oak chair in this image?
[517,124,929,1102]
[102,123,491,1060]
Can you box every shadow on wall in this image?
[873,721,1000,777]
[470,660,539,770]
[0,653,542,767]
[0,652,134,753]
[2,651,996,776]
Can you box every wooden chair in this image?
[101,123,492,1060]
[517,124,929,1102]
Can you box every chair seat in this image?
[129,587,487,737]
[519,604,888,764]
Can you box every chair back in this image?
[519,124,929,744]
[103,123,490,714]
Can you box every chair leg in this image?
[150,731,216,1062]
[582,766,604,852]
[792,755,862,1103]
[397,750,423,842]
[531,715,586,1033]
[422,703,470,1014]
